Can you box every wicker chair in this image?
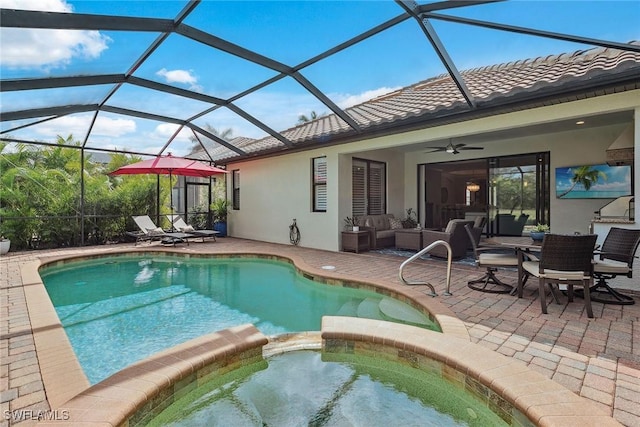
[522,234,598,318]
[464,224,519,294]
[422,219,474,259]
[591,227,640,305]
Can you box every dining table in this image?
[484,236,543,298]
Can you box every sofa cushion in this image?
[364,214,393,230]
[377,229,396,240]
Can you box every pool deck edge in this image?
[321,316,624,427]
[20,260,91,412]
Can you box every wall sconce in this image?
[466,181,480,192]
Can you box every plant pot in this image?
[352,226,360,232]
[213,222,227,237]
[530,231,545,242]
[0,240,10,255]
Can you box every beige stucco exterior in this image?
[225,89,640,252]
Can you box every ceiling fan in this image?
[425,141,484,155]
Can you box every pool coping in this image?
[321,317,623,427]
[23,247,467,424]
[18,247,625,426]
[37,324,267,426]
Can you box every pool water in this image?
[41,255,438,384]
[145,350,508,427]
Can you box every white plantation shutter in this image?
[352,160,367,216]
[313,157,327,212]
[352,159,385,216]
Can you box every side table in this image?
[395,228,423,251]
[341,230,370,253]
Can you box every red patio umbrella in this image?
[109,153,228,212]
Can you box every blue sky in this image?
[1,0,639,156]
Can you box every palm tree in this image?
[189,124,233,154]
[557,165,607,198]
[297,111,319,124]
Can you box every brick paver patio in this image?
[1,238,639,426]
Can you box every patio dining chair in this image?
[521,233,598,318]
[590,227,640,305]
[464,224,519,294]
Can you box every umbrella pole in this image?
[169,171,175,231]
[169,171,173,214]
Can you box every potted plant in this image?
[530,223,549,242]
[344,216,360,232]
[211,199,230,237]
[0,236,10,255]
[401,208,418,229]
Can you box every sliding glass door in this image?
[487,154,549,235]
[420,152,549,236]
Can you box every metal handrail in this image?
[398,239,453,297]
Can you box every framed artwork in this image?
[555,163,632,199]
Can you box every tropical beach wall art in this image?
[556,163,632,199]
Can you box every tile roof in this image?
[204,43,640,163]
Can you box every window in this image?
[352,158,386,216]
[232,170,240,210]
[312,156,327,212]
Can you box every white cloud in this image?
[156,68,203,92]
[152,123,193,141]
[35,115,136,138]
[332,86,401,109]
[0,0,110,69]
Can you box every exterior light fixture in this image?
[445,142,456,153]
[576,120,585,125]
[466,181,480,192]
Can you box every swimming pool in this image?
[40,254,439,384]
[145,350,508,427]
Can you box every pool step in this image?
[378,297,431,326]
[356,298,384,320]
[336,299,360,316]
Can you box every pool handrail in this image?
[398,239,452,297]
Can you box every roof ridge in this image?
[463,41,638,74]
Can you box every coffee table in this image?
[395,228,423,251]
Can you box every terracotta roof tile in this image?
[206,43,639,162]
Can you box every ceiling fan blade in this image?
[424,147,447,153]
[455,143,483,150]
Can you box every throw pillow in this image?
[180,225,195,232]
[389,217,403,229]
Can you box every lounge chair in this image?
[129,215,194,246]
[166,215,219,242]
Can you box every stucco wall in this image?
[225,90,639,251]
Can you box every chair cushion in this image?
[522,260,589,280]
[478,253,518,267]
[593,259,629,274]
